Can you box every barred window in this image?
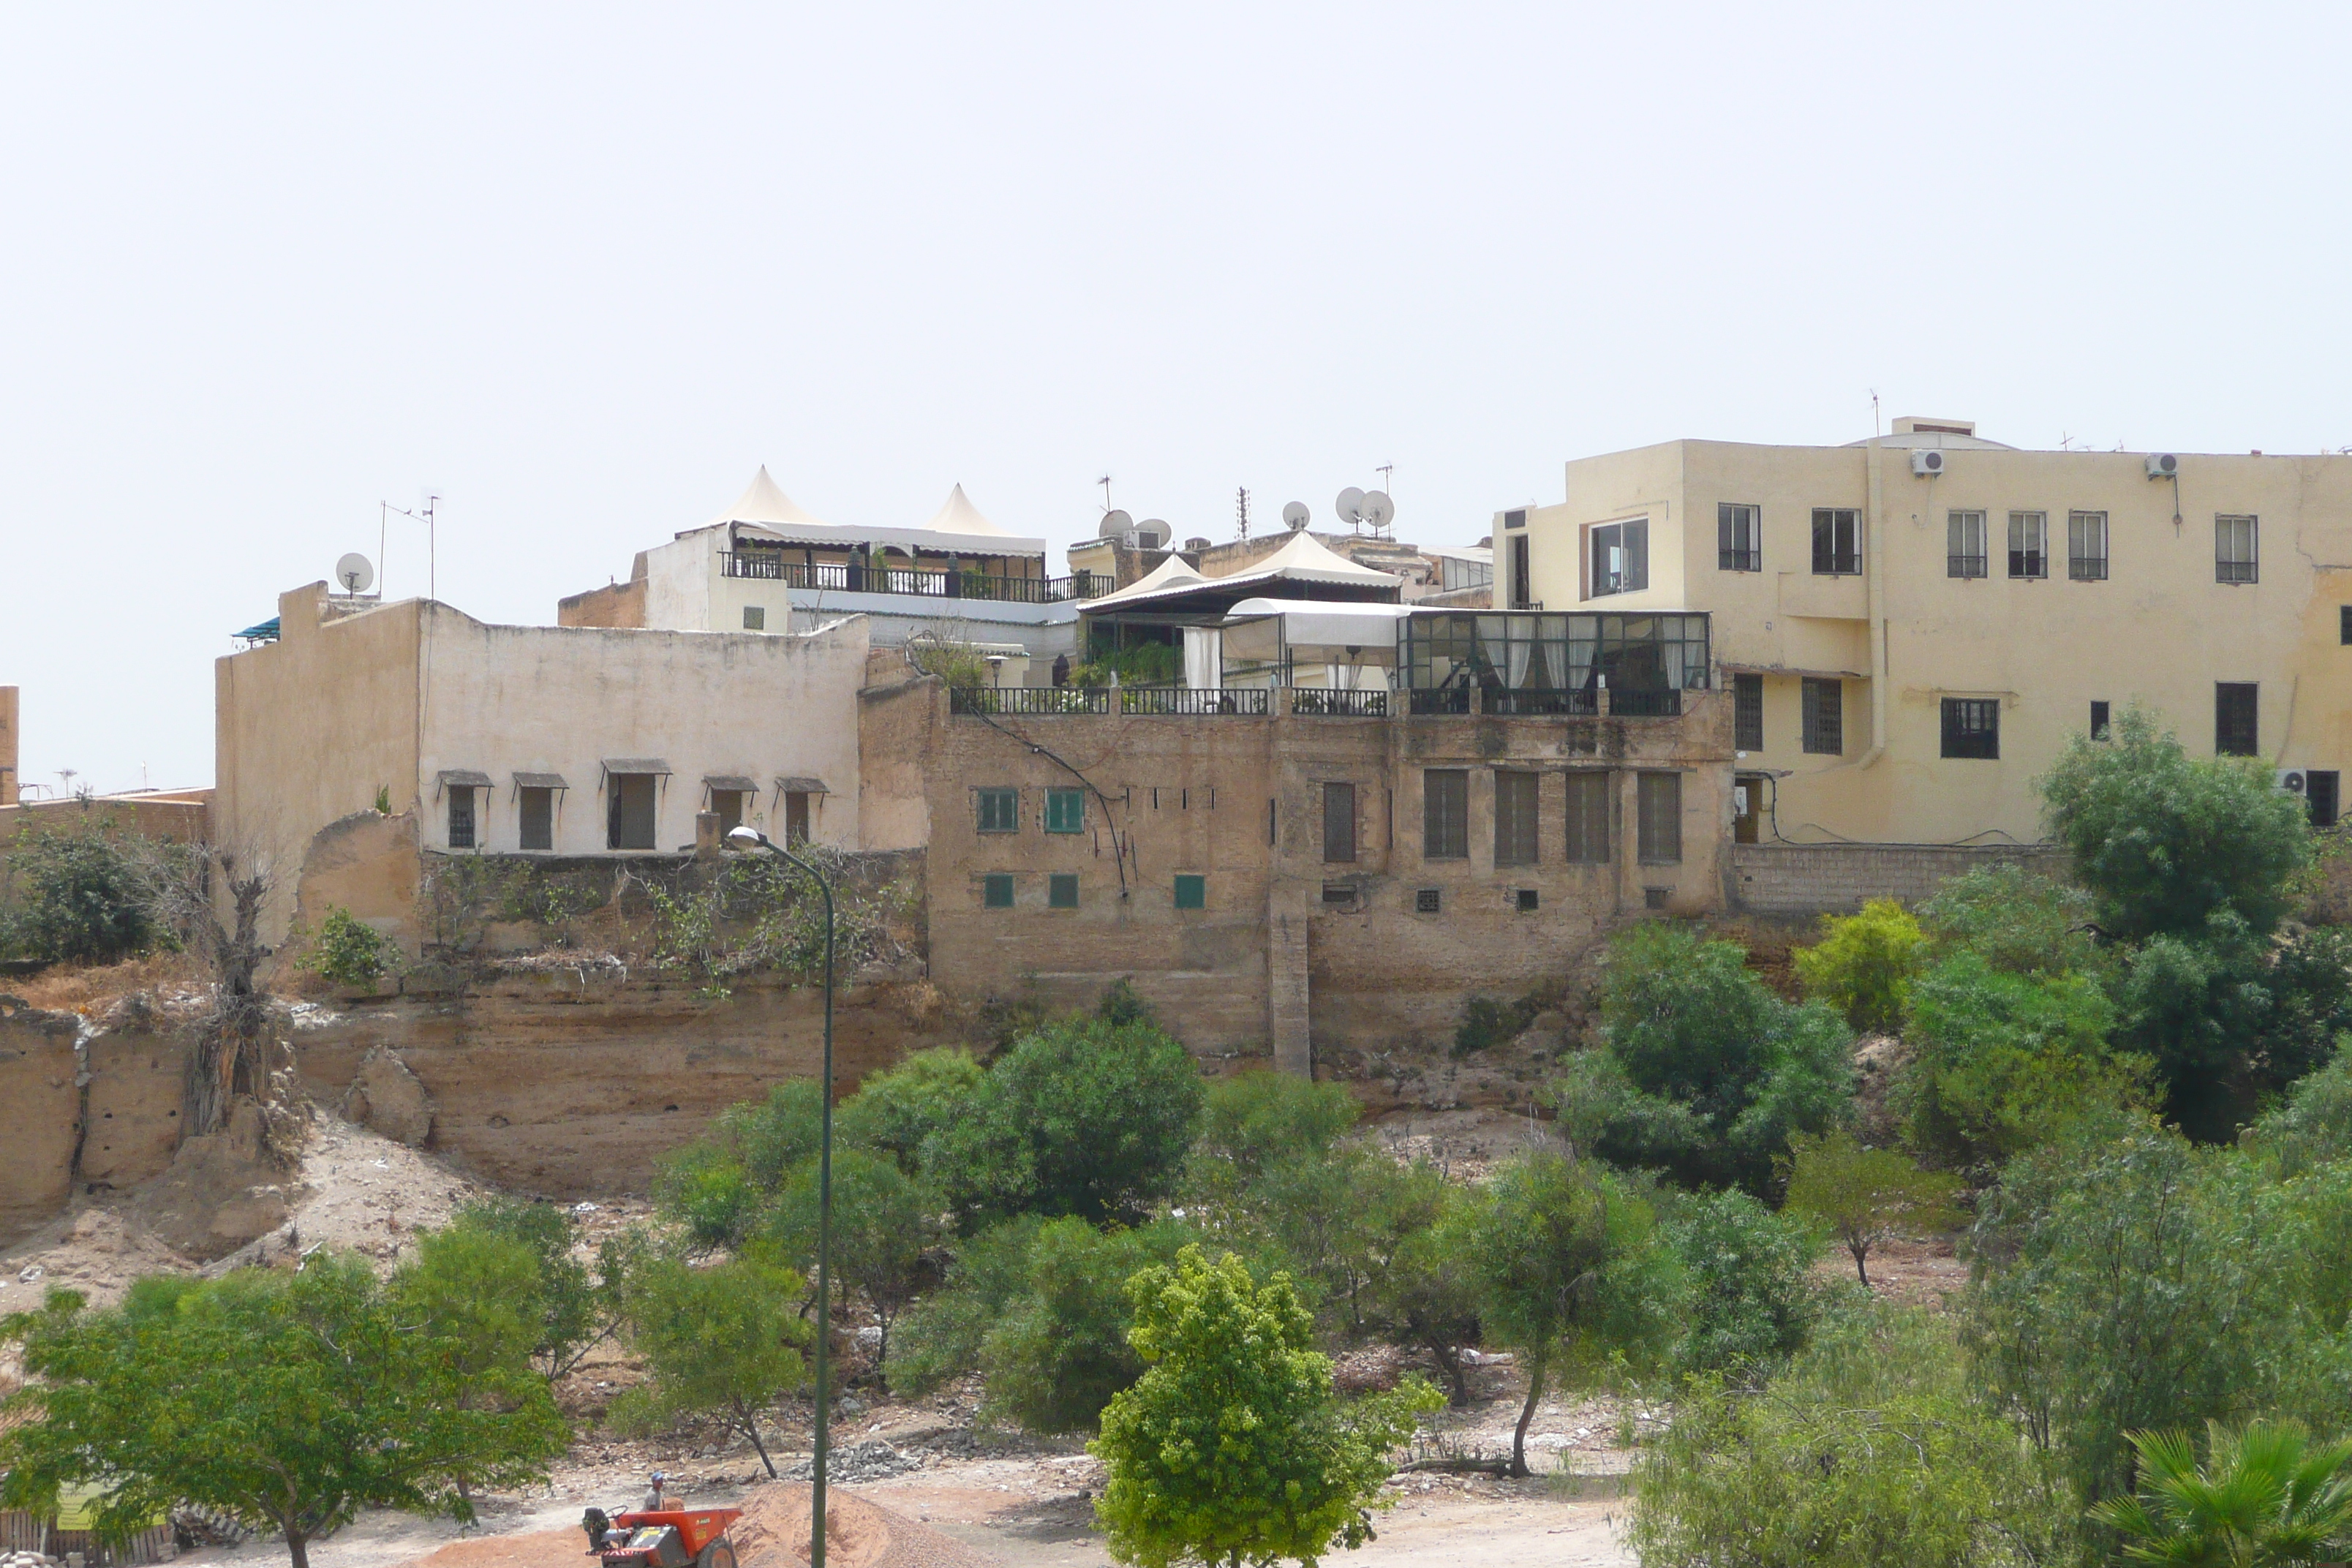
[2008,511,2048,579]
[1422,769,1469,860]
[1812,508,1861,576]
[1733,673,1764,751]
[1948,510,1987,578]
[1636,772,1682,864]
[2068,511,2109,581]
[1717,503,1761,572]
[1801,678,1843,755]
[1941,698,1999,759]
[1494,771,1539,867]
[2217,516,2259,584]
[2217,683,2259,756]
[1564,772,1610,863]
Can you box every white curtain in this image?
[1183,626,1223,690]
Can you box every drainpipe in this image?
[1857,433,1889,771]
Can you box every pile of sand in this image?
[384,1487,995,1568]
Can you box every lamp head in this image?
[724,825,769,851]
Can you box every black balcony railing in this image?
[1482,688,1599,717]
[1409,687,1474,716]
[1292,689,1389,717]
[1608,687,1683,717]
[722,553,1105,603]
[1121,687,1270,716]
[950,687,1111,715]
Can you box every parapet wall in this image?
[1729,841,2065,916]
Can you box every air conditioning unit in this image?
[1910,449,1946,476]
[2277,769,2308,795]
[2146,453,2179,478]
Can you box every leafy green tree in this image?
[1898,948,2146,1170]
[303,905,392,987]
[1660,1187,1824,1375]
[1469,1151,1681,1476]
[765,1146,941,1379]
[404,1199,611,1380]
[611,1245,808,1477]
[1630,1301,2070,1568]
[1373,1177,1483,1405]
[1919,862,2108,980]
[2242,1039,2352,1178]
[1187,1069,1362,1193]
[2090,1420,2352,1567]
[651,1077,829,1248]
[888,1215,1048,1397]
[1092,1246,1440,1568]
[2039,705,2310,944]
[393,1222,540,1379]
[1781,1128,1964,1286]
[1794,897,1926,1034]
[932,1014,1205,1229]
[837,1047,985,1174]
[1562,922,1853,1192]
[1,824,157,965]
[0,1256,565,1568]
[979,1218,1198,1436]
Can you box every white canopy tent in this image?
[703,467,1047,558]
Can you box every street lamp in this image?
[723,823,835,1568]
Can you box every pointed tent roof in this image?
[1241,529,1407,587]
[924,483,1012,538]
[1079,532,1402,619]
[707,466,826,529]
[1079,552,1210,610]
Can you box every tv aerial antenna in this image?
[381,489,443,600]
[1236,487,1251,541]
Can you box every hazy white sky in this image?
[5,3,2347,794]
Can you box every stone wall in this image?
[1728,841,2066,916]
[0,999,81,1244]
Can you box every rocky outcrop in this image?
[0,996,81,1245]
[339,1047,435,1146]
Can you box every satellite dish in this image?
[1136,518,1172,549]
[1281,500,1311,531]
[1335,487,1366,525]
[1098,509,1134,539]
[334,552,375,595]
[1362,490,1395,531]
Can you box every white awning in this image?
[1079,554,1211,610]
[698,467,1044,557]
[1227,598,1413,648]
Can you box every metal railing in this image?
[1121,687,1269,716]
[1409,687,1474,716]
[1484,688,1599,717]
[950,687,1111,715]
[1608,687,1683,717]
[1292,689,1390,717]
[723,553,1105,603]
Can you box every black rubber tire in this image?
[699,1541,737,1568]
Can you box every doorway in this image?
[1733,774,1765,845]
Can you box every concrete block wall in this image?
[1729,841,2066,916]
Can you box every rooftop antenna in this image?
[1376,463,1393,497]
[382,491,442,600]
[1870,389,1882,440]
[1098,475,1114,512]
[1236,487,1250,541]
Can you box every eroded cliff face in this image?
[289,965,960,1196]
[0,998,82,1243]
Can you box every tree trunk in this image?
[1425,1338,1469,1406]
[1849,1238,1872,1287]
[285,1531,309,1568]
[734,1396,778,1478]
[1509,1349,1548,1478]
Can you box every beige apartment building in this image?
[1498,420,2352,845]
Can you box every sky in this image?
[4,2,2349,794]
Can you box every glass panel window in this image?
[1717,503,1761,572]
[2068,511,2109,581]
[983,873,1014,908]
[1733,673,1764,751]
[1948,510,1987,578]
[1801,678,1843,756]
[1564,772,1610,863]
[1422,769,1469,860]
[1509,534,1533,609]
[976,787,1019,833]
[1173,874,1205,910]
[519,786,554,851]
[2217,682,2259,756]
[2008,511,2048,579]
[2341,606,2352,645]
[1048,872,1079,908]
[1941,698,2000,759]
[448,787,476,850]
[1811,508,1861,575]
[742,605,766,630]
[1590,519,1648,598]
[1322,782,1357,863]
[1494,770,1539,867]
[2090,700,2111,740]
[2217,515,2259,583]
[1636,772,1682,864]
[1045,787,1085,833]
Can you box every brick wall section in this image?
[1729,841,2067,916]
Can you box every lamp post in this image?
[723,824,834,1568]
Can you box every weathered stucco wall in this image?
[0,1000,81,1245]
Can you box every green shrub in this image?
[1782,1128,1965,1286]
[304,906,392,987]
[889,1216,1048,1397]
[976,1217,1196,1435]
[764,1147,941,1379]
[1454,993,1542,1058]
[1660,1188,1824,1376]
[1793,897,1925,1034]
[1072,643,1180,687]
[905,638,990,690]
[1,826,156,965]
[1919,864,2105,979]
[2243,1039,2352,1178]
[837,1048,985,1175]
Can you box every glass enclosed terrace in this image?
[1400,612,1711,717]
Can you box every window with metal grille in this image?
[1590,519,1647,598]
[519,787,554,851]
[742,605,766,630]
[1173,874,1205,910]
[2090,700,2111,740]
[2008,511,2048,579]
[448,788,477,850]
[1733,674,1764,751]
[1322,782,1357,863]
[1947,511,1987,578]
[1423,769,1469,859]
[2342,606,2352,645]
[1045,787,1085,833]
[1941,698,1999,759]
[1414,888,1441,914]
[1515,889,1539,913]
[2216,516,2259,584]
[1564,771,1610,863]
[1717,503,1761,571]
[2216,683,2259,756]
[1509,534,1533,608]
[976,788,1019,833]
[2068,511,2108,581]
[1494,771,1539,867]
[1812,508,1861,576]
[1048,873,1079,908]
[983,873,1014,908]
[1636,772,1682,864]
[1801,678,1843,755]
